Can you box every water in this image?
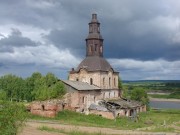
[150,100,180,109]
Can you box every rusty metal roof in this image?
[106,98,142,109]
[89,103,109,112]
[76,56,114,72]
[62,80,100,91]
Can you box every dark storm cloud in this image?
[0,63,4,67]
[45,27,86,56]
[104,30,180,61]
[42,0,180,61]
[1,0,179,60]
[0,0,64,29]
[0,28,38,52]
[0,0,180,79]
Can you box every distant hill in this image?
[122,80,180,83]
[122,80,180,92]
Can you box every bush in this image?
[130,88,149,108]
[0,101,27,135]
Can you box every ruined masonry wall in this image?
[69,69,119,89]
[30,100,65,118]
[89,110,115,119]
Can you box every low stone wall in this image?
[31,110,57,117]
[30,100,63,117]
[89,110,115,119]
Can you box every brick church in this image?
[30,14,146,119]
[69,14,120,94]
[62,14,121,112]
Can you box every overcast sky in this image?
[0,0,180,80]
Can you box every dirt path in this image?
[19,120,179,135]
[19,125,65,135]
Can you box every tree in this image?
[0,72,66,102]
[25,72,42,101]
[50,81,66,98]
[118,76,129,98]
[130,87,149,107]
[0,74,25,101]
[32,73,66,101]
[33,77,48,100]
[118,76,123,89]
[0,101,27,135]
[0,90,7,100]
[45,72,57,87]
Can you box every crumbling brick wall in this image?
[30,100,64,117]
[89,110,115,119]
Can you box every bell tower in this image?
[69,13,119,90]
[86,14,104,57]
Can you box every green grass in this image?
[148,91,180,99]
[168,91,180,99]
[148,94,170,98]
[123,81,180,92]
[38,126,105,135]
[150,127,175,132]
[29,111,147,129]
[28,109,180,131]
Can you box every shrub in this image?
[0,101,27,135]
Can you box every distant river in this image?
[150,100,180,109]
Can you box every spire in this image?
[87,13,101,35]
[92,13,97,19]
[86,14,104,57]
[91,13,98,23]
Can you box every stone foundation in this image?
[30,100,63,118]
[89,110,115,119]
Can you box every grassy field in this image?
[123,80,180,92]
[38,126,104,135]
[29,109,180,132]
[122,80,180,100]
[148,91,180,99]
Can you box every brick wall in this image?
[89,110,115,119]
[69,69,119,89]
[30,100,64,118]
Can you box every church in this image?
[69,13,119,91]
[62,14,146,118]
[30,14,146,119]
[62,14,120,111]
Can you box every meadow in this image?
[123,80,180,99]
[29,109,180,133]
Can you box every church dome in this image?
[76,56,113,72]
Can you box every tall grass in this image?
[38,126,105,135]
[28,109,180,131]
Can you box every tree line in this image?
[120,82,149,109]
[0,72,66,101]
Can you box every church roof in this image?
[76,56,114,72]
[69,14,119,74]
[62,80,100,91]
